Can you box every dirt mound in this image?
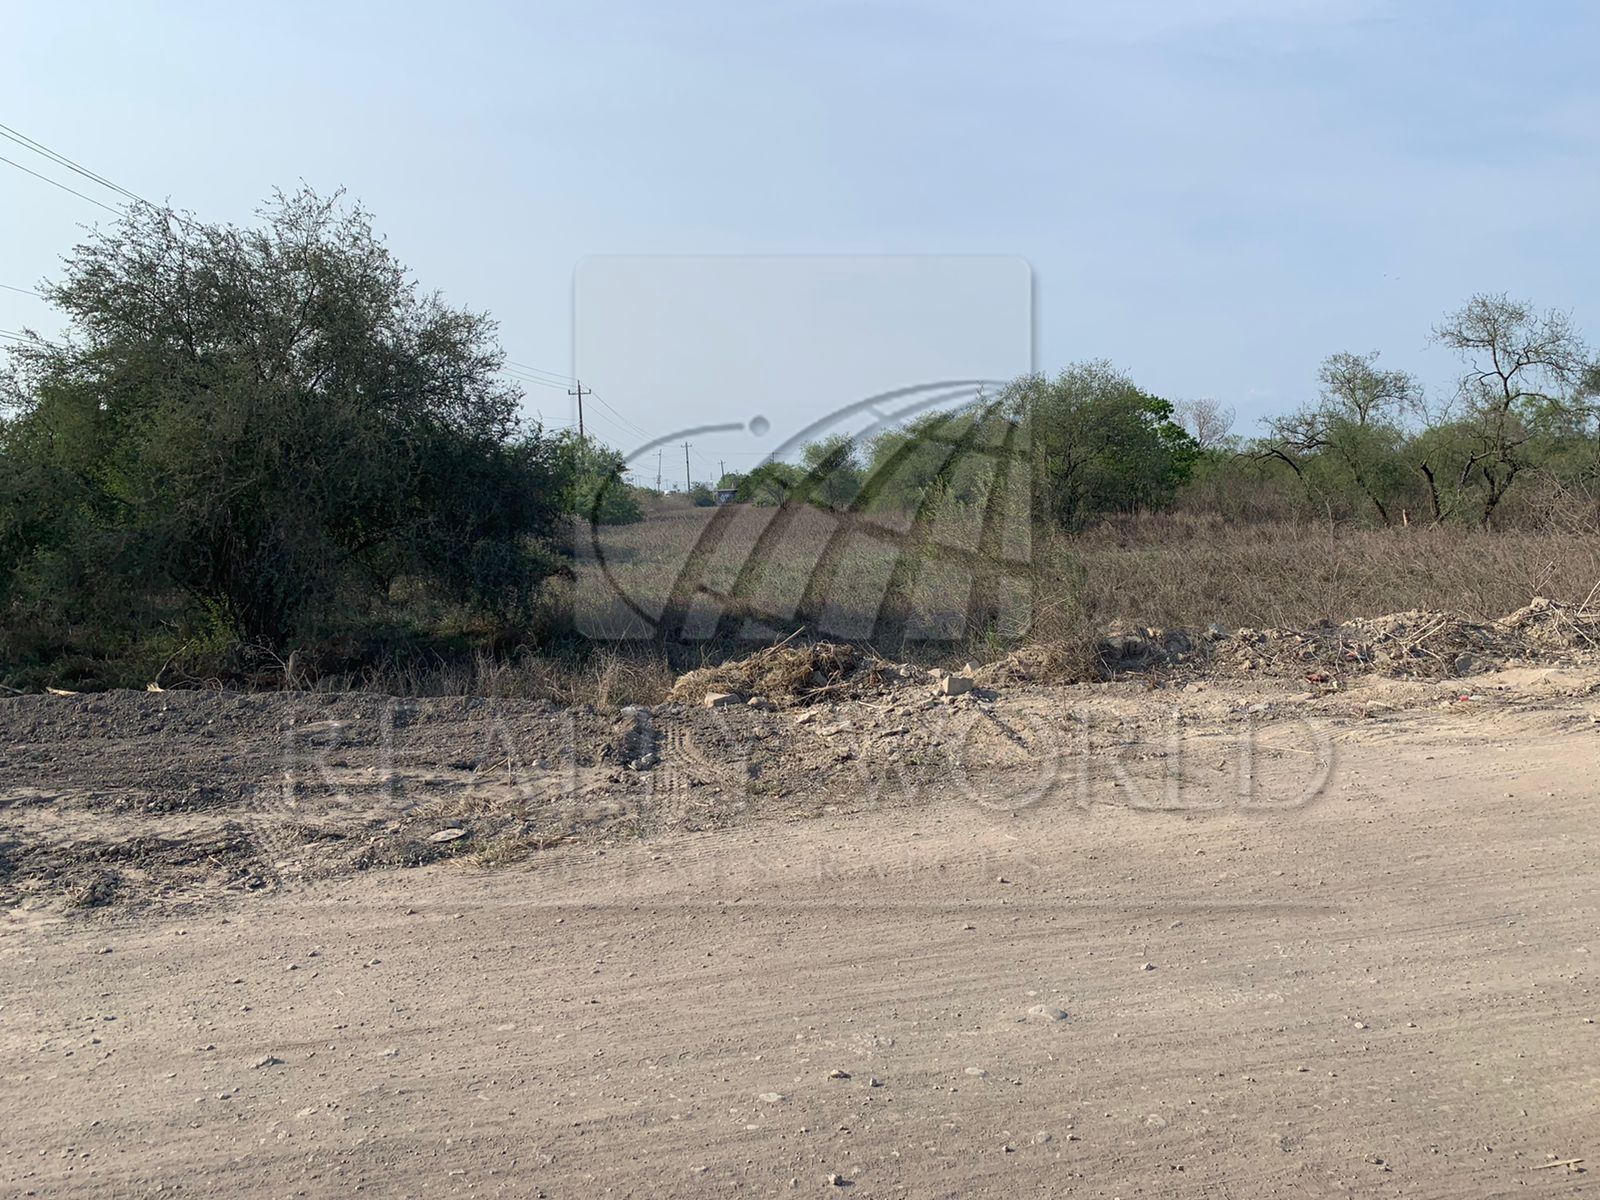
[669,599,1600,707]
[669,641,917,706]
[1201,597,1600,680]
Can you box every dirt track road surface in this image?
[3,671,1600,1197]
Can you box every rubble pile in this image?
[669,641,919,707]
[668,598,1600,708]
[1162,597,1600,680]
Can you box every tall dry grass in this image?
[1055,513,1600,630]
[279,507,1600,706]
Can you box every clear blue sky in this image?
[3,0,1595,469]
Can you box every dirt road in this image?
[3,672,1599,1196]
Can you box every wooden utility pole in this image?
[655,450,662,492]
[683,442,692,493]
[568,380,591,439]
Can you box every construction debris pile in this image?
[670,597,1600,706]
[1190,596,1599,680]
[669,641,924,708]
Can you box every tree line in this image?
[712,299,1599,534]
[1,190,1594,686]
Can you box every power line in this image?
[0,152,124,215]
[0,282,41,297]
[586,388,657,442]
[0,122,151,207]
[503,363,658,445]
[506,359,575,385]
[0,327,62,347]
[499,368,570,392]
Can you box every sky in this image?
[3,0,1596,481]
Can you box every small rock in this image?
[430,828,468,844]
[826,1173,848,1187]
[1141,962,1156,971]
[253,1054,284,1068]
[827,1069,851,1080]
[939,674,974,697]
[703,692,741,709]
[1027,1005,1069,1023]
[758,1092,784,1103]
[964,1067,988,1078]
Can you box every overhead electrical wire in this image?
[1,122,668,451]
[0,152,124,215]
[0,122,152,207]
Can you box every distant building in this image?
[714,488,739,505]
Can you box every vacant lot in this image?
[3,650,1598,1196]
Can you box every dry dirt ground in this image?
[2,662,1599,1197]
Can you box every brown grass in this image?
[295,507,1600,707]
[1055,513,1600,630]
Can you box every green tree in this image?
[1005,362,1198,529]
[798,433,865,508]
[0,189,567,657]
[1265,351,1417,525]
[555,431,643,525]
[735,461,802,505]
[864,405,1006,515]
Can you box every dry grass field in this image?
[354,503,1600,707]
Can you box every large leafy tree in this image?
[0,189,565,654]
[554,430,644,525]
[1264,351,1417,525]
[1005,362,1198,529]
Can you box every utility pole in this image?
[684,442,692,493]
[568,380,591,440]
[719,459,726,482]
[655,450,662,492]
